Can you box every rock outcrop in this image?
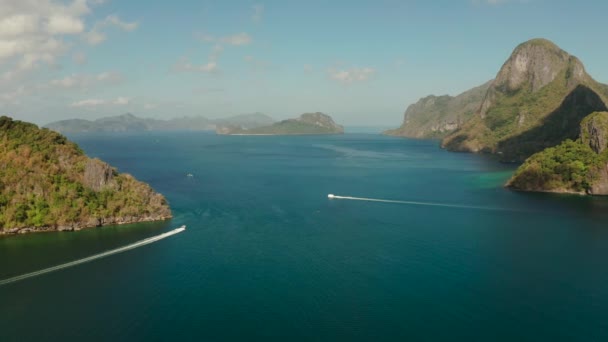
[84,159,116,191]
[216,112,344,135]
[385,81,492,139]
[0,116,171,235]
[441,38,608,161]
[507,112,608,195]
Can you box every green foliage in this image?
[508,139,608,192]
[0,116,170,231]
[221,113,343,135]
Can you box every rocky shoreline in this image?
[0,214,172,236]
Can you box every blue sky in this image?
[1,0,608,126]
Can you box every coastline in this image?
[217,132,344,136]
[0,214,172,236]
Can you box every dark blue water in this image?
[2,132,608,341]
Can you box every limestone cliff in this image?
[384,81,492,138]
[507,112,608,195]
[442,38,608,161]
[0,116,171,234]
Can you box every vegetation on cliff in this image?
[442,38,608,161]
[0,116,171,233]
[507,112,608,194]
[384,81,492,139]
[216,112,344,135]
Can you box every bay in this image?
[1,132,608,341]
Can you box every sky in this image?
[1,0,608,127]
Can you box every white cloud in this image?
[82,14,138,46]
[72,51,87,65]
[173,43,224,74]
[70,98,105,107]
[327,67,376,84]
[174,58,218,73]
[251,4,264,23]
[96,71,123,83]
[104,15,138,31]
[46,14,85,34]
[0,0,92,69]
[70,96,131,107]
[49,71,123,89]
[82,29,105,45]
[0,0,123,83]
[113,96,130,105]
[210,44,223,60]
[0,14,39,37]
[197,32,252,46]
[0,85,26,103]
[221,32,252,46]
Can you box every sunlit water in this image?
[2,132,608,341]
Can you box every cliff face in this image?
[0,116,171,235]
[442,38,608,161]
[507,112,608,195]
[385,81,492,138]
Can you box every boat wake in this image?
[0,226,186,287]
[327,194,520,212]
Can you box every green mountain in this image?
[384,81,492,138]
[214,113,275,129]
[507,112,608,195]
[441,39,608,162]
[0,117,171,234]
[45,113,275,133]
[216,112,344,135]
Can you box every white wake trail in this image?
[0,226,186,287]
[327,194,518,212]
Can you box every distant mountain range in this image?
[216,112,344,135]
[45,113,275,133]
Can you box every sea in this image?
[1,132,608,341]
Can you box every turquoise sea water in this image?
[2,132,608,341]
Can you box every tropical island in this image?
[386,38,608,196]
[507,112,608,195]
[45,112,275,134]
[216,112,344,135]
[0,116,171,235]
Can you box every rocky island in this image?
[441,38,608,162]
[0,116,171,235]
[385,38,608,196]
[507,112,608,195]
[216,112,344,135]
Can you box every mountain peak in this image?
[493,38,581,95]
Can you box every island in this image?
[45,113,275,134]
[0,116,171,235]
[507,112,608,195]
[216,112,344,135]
[384,38,608,196]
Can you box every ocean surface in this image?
[2,132,608,341]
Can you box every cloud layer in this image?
[327,67,375,84]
